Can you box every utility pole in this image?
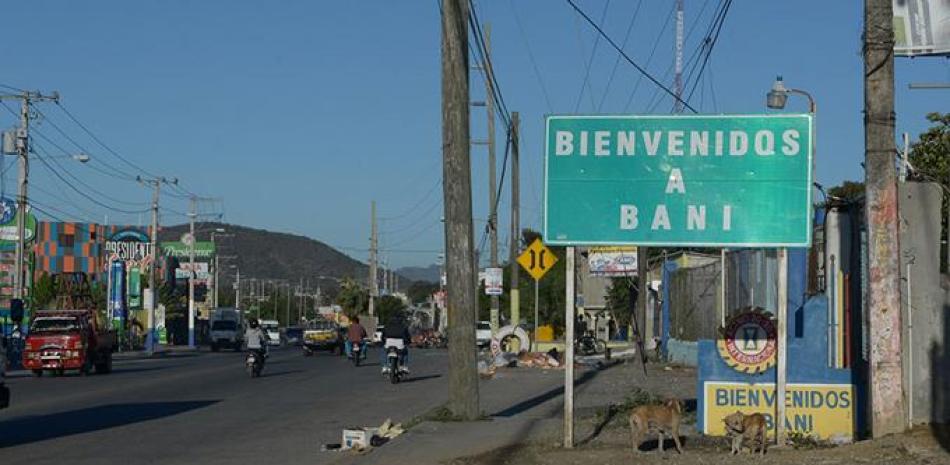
[0,90,59,301]
[484,23,500,333]
[864,0,904,437]
[137,176,170,355]
[673,0,684,113]
[369,201,378,316]
[442,0,479,420]
[509,112,520,328]
[187,196,197,348]
[235,268,241,310]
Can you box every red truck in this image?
[22,310,115,376]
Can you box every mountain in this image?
[397,264,440,284]
[158,222,371,287]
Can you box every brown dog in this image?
[723,411,768,455]
[629,399,684,453]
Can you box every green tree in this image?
[377,295,407,324]
[827,180,865,202]
[407,280,439,305]
[908,112,950,271]
[605,277,636,330]
[33,272,57,309]
[336,278,368,318]
[476,229,568,336]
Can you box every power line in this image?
[597,0,643,112]
[53,101,161,179]
[379,178,442,222]
[31,135,149,207]
[574,0,612,113]
[508,0,553,113]
[31,142,151,215]
[565,0,697,113]
[469,1,512,127]
[683,0,733,106]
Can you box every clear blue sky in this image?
[2,1,947,268]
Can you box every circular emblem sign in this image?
[717,310,777,374]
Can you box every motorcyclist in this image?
[381,313,411,374]
[345,316,368,360]
[245,318,268,364]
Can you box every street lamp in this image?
[766,75,817,201]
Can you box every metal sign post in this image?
[776,248,788,445]
[564,246,575,448]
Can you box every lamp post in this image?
[767,75,817,200]
[766,76,816,447]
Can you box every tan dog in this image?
[723,411,768,455]
[629,399,684,453]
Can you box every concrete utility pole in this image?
[864,0,905,437]
[235,268,241,310]
[369,201,378,316]
[137,176,167,355]
[0,90,59,301]
[187,196,197,348]
[509,112,520,327]
[442,0,480,420]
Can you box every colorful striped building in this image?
[33,222,150,281]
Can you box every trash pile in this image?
[477,348,564,378]
[323,418,406,453]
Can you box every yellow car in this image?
[303,320,343,356]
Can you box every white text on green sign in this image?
[544,115,812,247]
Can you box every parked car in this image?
[22,310,115,376]
[476,321,493,347]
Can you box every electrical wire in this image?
[574,0,612,113]
[597,0,643,112]
[507,0,554,113]
[683,0,733,106]
[53,101,161,179]
[565,0,696,113]
[31,142,151,214]
[31,135,148,207]
[380,178,442,222]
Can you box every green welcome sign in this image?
[544,114,812,247]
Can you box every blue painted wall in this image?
[696,247,858,435]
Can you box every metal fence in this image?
[668,260,722,341]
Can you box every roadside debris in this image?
[334,418,406,453]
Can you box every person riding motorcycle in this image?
[381,314,411,374]
[245,318,268,362]
[345,316,368,361]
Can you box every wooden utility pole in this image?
[509,112,520,327]
[636,246,648,364]
[442,0,479,420]
[484,23,500,333]
[864,0,905,437]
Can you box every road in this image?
[1,345,450,465]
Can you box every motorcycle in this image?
[574,332,607,356]
[386,345,402,384]
[246,350,264,378]
[349,339,367,367]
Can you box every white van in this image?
[260,320,281,346]
[210,308,244,352]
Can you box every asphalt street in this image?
[1,345,451,465]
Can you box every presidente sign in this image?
[161,241,216,259]
[105,229,152,262]
[544,115,813,247]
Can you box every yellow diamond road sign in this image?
[517,238,558,281]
